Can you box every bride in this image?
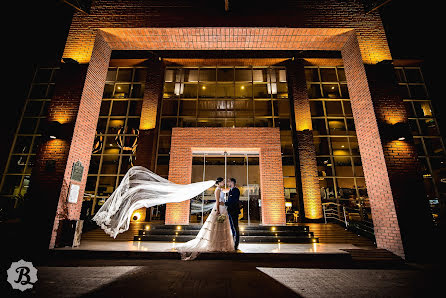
[176,177,234,260]
[92,166,235,260]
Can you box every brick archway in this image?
[165,127,286,225]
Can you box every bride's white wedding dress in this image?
[176,187,235,260]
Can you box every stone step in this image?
[134,234,319,243]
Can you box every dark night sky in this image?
[1,0,442,170]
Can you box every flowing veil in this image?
[92,166,215,238]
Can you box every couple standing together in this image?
[178,177,240,260]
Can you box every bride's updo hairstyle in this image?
[215,177,224,186]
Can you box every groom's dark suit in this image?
[225,187,241,249]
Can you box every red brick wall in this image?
[135,58,164,170]
[166,127,286,225]
[287,59,323,220]
[45,34,111,248]
[63,0,390,64]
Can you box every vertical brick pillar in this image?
[135,58,164,170]
[26,33,111,249]
[341,32,432,259]
[287,59,323,220]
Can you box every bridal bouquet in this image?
[217,214,226,223]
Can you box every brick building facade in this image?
[1,1,443,261]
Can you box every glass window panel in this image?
[235,83,252,98]
[97,176,117,196]
[253,69,268,82]
[25,101,43,116]
[314,137,330,155]
[131,84,144,98]
[163,83,176,99]
[199,68,216,81]
[114,84,130,98]
[99,101,111,116]
[423,178,436,199]
[198,100,219,118]
[35,69,53,83]
[320,68,337,82]
[334,156,353,176]
[409,85,427,99]
[182,84,198,98]
[160,118,177,134]
[349,137,360,155]
[331,137,349,155]
[328,119,347,135]
[106,68,117,81]
[424,138,445,156]
[183,69,199,82]
[133,68,147,82]
[276,118,291,131]
[312,119,327,135]
[107,118,125,134]
[310,101,324,116]
[158,136,171,154]
[85,176,97,194]
[117,68,133,81]
[408,119,419,135]
[253,84,269,98]
[254,100,272,116]
[19,118,37,134]
[235,118,255,127]
[179,118,197,127]
[405,68,423,83]
[162,100,178,116]
[254,118,273,127]
[319,178,335,201]
[7,155,26,174]
[282,156,294,166]
[119,156,133,174]
[283,177,296,188]
[398,84,410,98]
[103,84,114,98]
[413,138,425,156]
[126,118,140,131]
[322,84,340,98]
[30,84,48,99]
[413,101,433,117]
[404,101,415,118]
[305,68,319,82]
[336,178,356,199]
[100,155,120,174]
[217,68,234,81]
[197,119,225,127]
[89,156,101,174]
[111,101,128,116]
[179,100,196,116]
[346,119,356,135]
[418,157,430,176]
[235,69,252,81]
[340,84,349,99]
[96,118,107,134]
[199,84,216,98]
[395,68,405,82]
[273,100,290,117]
[325,101,343,116]
[419,119,439,136]
[283,165,295,177]
[103,136,121,154]
[234,100,253,117]
[307,84,322,99]
[342,101,353,116]
[216,84,235,98]
[337,68,346,82]
[317,157,334,176]
[275,83,288,99]
[352,157,364,176]
[164,69,175,82]
[1,175,22,195]
[128,101,142,116]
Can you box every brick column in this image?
[341,32,432,260]
[26,33,111,249]
[134,58,164,171]
[287,59,323,220]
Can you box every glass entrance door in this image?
[190,152,260,225]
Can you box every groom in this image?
[225,178,241,250]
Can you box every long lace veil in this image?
[92,166,215,238]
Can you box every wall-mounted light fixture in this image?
[387,122,410,141]
[62,57,79,64]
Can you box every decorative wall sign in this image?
[71,161,84,182]
[68,184,80,204]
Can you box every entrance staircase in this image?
[133,224,318,243]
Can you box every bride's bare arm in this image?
[215,188,220,214]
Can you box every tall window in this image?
[86,67,146,215]
[306,66,370,221]
[156,66,298,217]
[0,67,58,212]
[396,66,445,225]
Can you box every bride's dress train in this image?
[92,166,215,238]
[176,187,235,260]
